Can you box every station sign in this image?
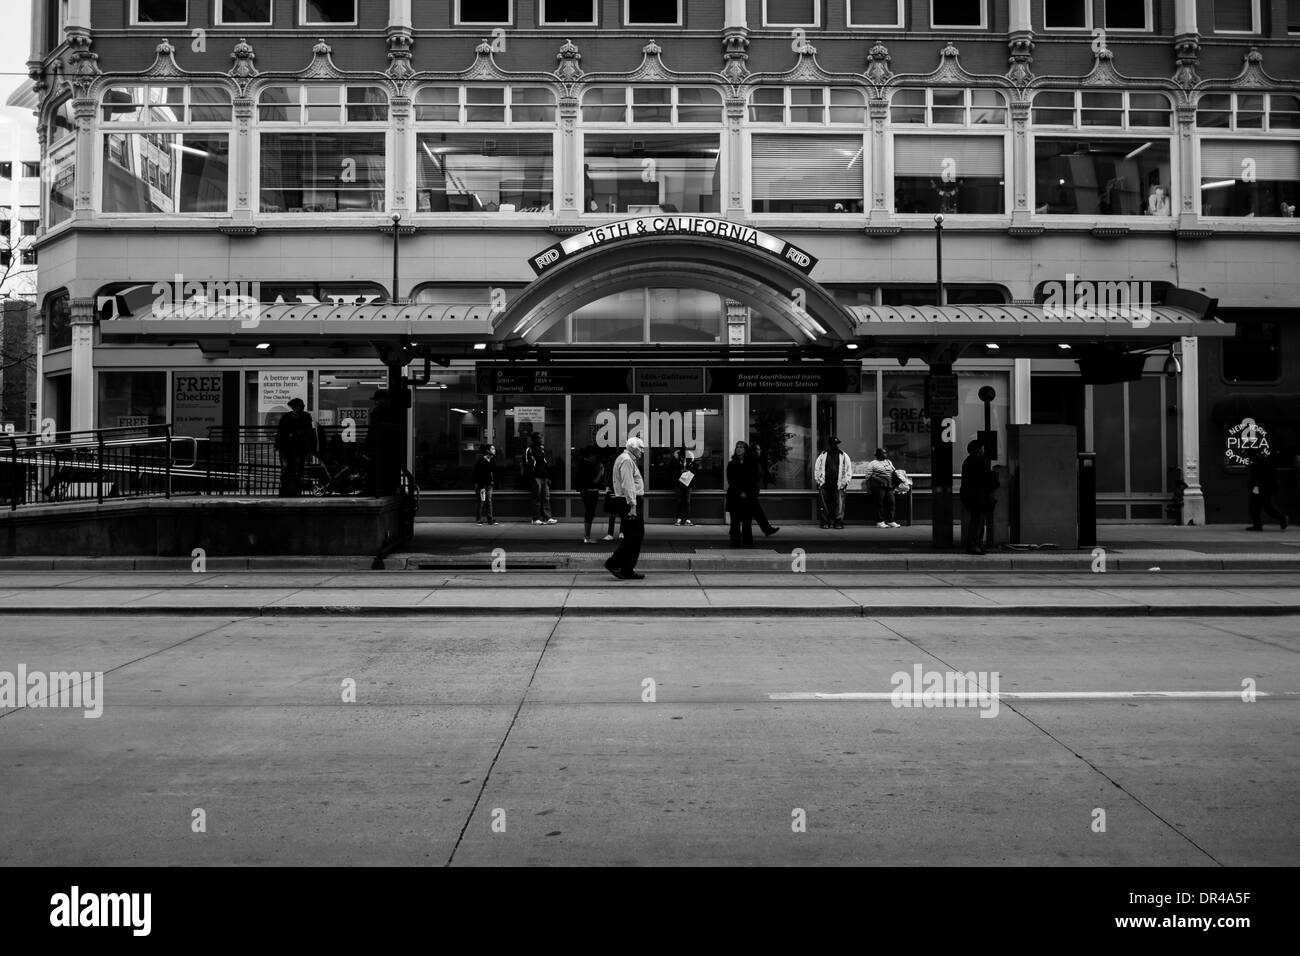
[528,217,819,276]
[478,364,860,395]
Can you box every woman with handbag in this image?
[673,445,696,526]
[726,441,754,548]
[863,447,901,529]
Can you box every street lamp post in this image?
[391,213,402,305]
[934,213,944,307]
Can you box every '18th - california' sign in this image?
[528,217,819,276]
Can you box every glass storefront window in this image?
[492,393,566,490]
[817,385,879,487]
[647,396,725,490]
[1034,138,1172,215]
[583,134,720,214]
[572,290,643,343]
[103,133,230,213]
[98,371,167,430]
[647,289,722,343]
[893,135,1004,214]
[749,394,812,490]
[416,133,553,213]
[46,291,72,350]
[1199,141,1300,217]
[316,369,386,434]
[411,372,483,490]
[572,395,639,492]
[244,370,314,428]
[882,373,931,474]
[172,370,238,439]
[259,133,386,212]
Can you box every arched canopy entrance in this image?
[494,230,856,346]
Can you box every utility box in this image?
[1008,425,1078,548]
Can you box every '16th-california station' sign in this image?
[528,217,819,277]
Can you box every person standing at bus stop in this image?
[366,389,403,496]
[605,437,646,579]
[274,397,316,497]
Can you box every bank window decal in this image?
[893,134,1004,214]
[416,133,554,213]
[540,0,597,25]
[582,87,723,126]
[1103,0,1151,31]
[752,134,865,214]
[1033,137,1173,216]
[763,0,820,27]
[890,88,1006,126]
[931,0,986,29]
[1196,93,1300,133]
[848,0,905,28]
[455,0,512,25]
[1212,0,1259,34]
[1031,90,1171,129]
[131,0,187,25]
[257,85,389,125]
[102,85,233,124]
[626,1,682,26]
[300,0,357,26]
[747,88,867,126]
[416,87,556,125]
[1042,0,1090,31]
[216,0,272,25]
[1199,140,1300,218]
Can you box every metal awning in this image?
[847,304,1235,341]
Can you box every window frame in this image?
[582,86,725,127]
[413,129,560,217]
[625,0,683,27]
[21,162,41,178]
[888,130,1011,216]
[1030,133,1178,219]
[255,128,392,216]
[130,0,188,26]
[888,87,1009,127]
[748,131,869,217]
[763,0,821,27]
[1195,135,1300,220]
[930,0,987,29]
[1041,0,1091,32]
[214,0,273,26]
[256,83,391,126]
[454,0,514,25]
[847,0,905,28]
[582,130,726,218]
[299,0,358,27]
[746,86,869,126]
[414,85,558,126]
[1211,0,1260,35]
[44,139,77,230]
[1030,90,1173,130]
[1103,0,1152,31]
[1195,92,1300,134]
[539,0,598,26]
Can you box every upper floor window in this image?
[1035,137,1172,215]
[21,162,40,178]
[932,0,986,28]
[747,87,866,125]
[217,0,271,25]
[301,0,356,25]
[585,133,721,214]
[849,0,905,28]
[131,0,187,24]
[0,162,9,179]
[1197,93,1300,132]
[1290,0,1300,33]
[763,1,819,27]
[752,134,864,213]
[48,98,75,145]
[1043,0,1089,30]
[455,0,511,23]
[1212,0,1259,33]
[102,84,233,124]
[1103,0,1151,30]
[1032,90,1171,129]
[584,87,723,125]
[417,133,553,213]
[895,134,1004,214]
[416,86,556,124]
[890,88,1006,126]
[1199,141,1299,218]
[259,85,388,124]
[627,1,682,25]
[540,0,596,24]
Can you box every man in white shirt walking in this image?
[604,437,646,580]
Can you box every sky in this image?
[0,0,34,105]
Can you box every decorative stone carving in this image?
[1172,34,1200,90]
[931,42,969,84]
[142,38,185,78]
[66,31,100,98]
[626,40,670,81]
[1082,39,1122,86]
[555,39,583,82]
[387,32,414,79]
[1234,47,1281,89]
[301,38,344,80]
[865,41,892,87]
[230,38,258,79]
[1006,33,1034,86]
[722,30,750,83]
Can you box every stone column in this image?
[725,97,745,218]
[867,96,889,224]
[1009,98,1033,225]
[67,0,91,30]
[1009,0,1031,31]
[558,95,578,217]
[70,299,95,433]
[72,97,95,221]
[724,0,747,29]
[232,96,253,222]
[1174,0,1195,35]
[1175,103,1198,227]
[389,0,412,28]
[1012,358,1032,424]
[1179,336,1205,525]
[390,95,411,216]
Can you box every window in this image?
[416,133,553,213]
[21,249,37,268]
[301,1,355,24]
[890,88,1006,126]
[646,396,724,491]
[259,133,386,213]
[747,87,867,125]
[132,0,186,24]
[750,395,812,490]
[1035,138,1172,215]
[584,134,720,214]
[540,0,596,24]
[19,220,38,237]
[1199,141,1300,218]
[1043,0,1089,29]
[1104,0,1150,30]
[456,0,511,23]
[102,84,233,123]
[1196,92,1300,132]
[0,163,11,179]
[217,0,271,24]
[416,86,556,124]
[103,133,231,213]
[752,135,864,213]
[1290,0,1300,32]
[409,372,483,491]
[894,135,1004,213]
[1222,320,1282,383]
[98,372,167,431]
[48,98,75,145]
[46,141,75,227]
[583,87,723,125]
[1212,0,1258,33]
[764,1,819,26]
[627,1,681,25]
[258,85,388,124]
[21,162,40,178]
[0,250,9,267]
[1032,90,1171,128]
[931,0,985,27]
[848,0,904,27]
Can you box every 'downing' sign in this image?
[528,217,818,276]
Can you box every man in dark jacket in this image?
[1246,448,1289,531]
[274,397,316,497]
[472,443,497,526]
[365,389,404,496]
[960,438,991,555]
[524,431,556,524]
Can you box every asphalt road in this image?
[1,613,1296,866]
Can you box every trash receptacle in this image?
[1078,452,1097,548]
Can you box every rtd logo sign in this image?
[785,248,811,268]
[533,249,561,270]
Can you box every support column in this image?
[390,94,411,216]
[724,97,745,218]
[28,0,45,63]
[71,97,96,222]
[389,0,412,28]
[1174,102,1198,227]
[34,330,44,431]
[69,299,95,433]
[1009,99,1033,225]
[1174,0,1195,35]
[1009,0,1031,31]
[929,362,955,548]
[726,395,746,463]
[1178,336,1205,525]
[1012,358,1032,424]
[724,0,747,29]
[558,95,579,217]
[67,0,92,30]
[232,95,253,222]
[867,96,889,224]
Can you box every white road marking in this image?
[770,691,1286,701]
